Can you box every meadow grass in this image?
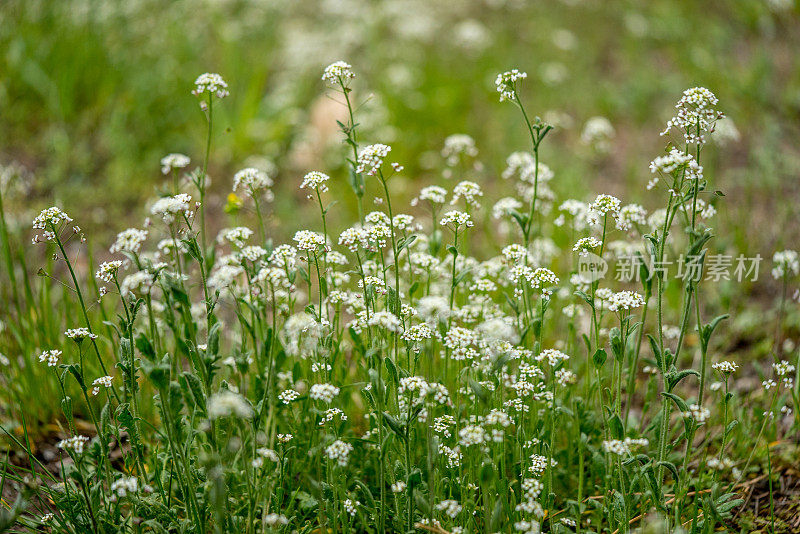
[0,61,798,534]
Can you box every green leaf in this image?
[117,403,140,448]
[397,234,417,252]
[454,269,472,287]
[609,414,624,439]
[382,412,407,442]
[480,462,495,484]
[661,392,688,413]
[592,348,607,368]
[648,334,662,370]
[141,355,170,391]
[384,357,399,389]
[295,491,319,513]
[408,281,420,299]
[135,333,155,360]
[181,372,207,415]
[490,499,505,531]
[469,378,488,402]
[667,369,699,391]
[387,286,401,315]
[657,460,679,482]
[725,420,739,434]
[65,364,85,390]
[701,314,729,349]
[207,322,221,359]
[610,327,624,361]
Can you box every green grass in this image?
[1,2,800,533]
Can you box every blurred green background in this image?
[1,0,799,253]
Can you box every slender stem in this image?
[199,94,213,261]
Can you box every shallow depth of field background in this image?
[1,0,799,359]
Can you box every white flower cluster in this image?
[712,360,739,375]
[91,375,113,396]
[32,207,72,241]
[682,403,711,423]
[773,360,796,376]
[661,87,724,145]
[602,437,649,456]
[278,389,300,404]
[343,498,359,517]
[325,439,353,466]
[451,180,483,208]
[434,499,462,519]
[442,134,478,165]
[458,424,487,447]
[192,73,229,99]
[581,116,615,153]
[223,227,254,248]
[401,323,434,352]
[535,348,569,367]
[772,250,799,279]
[300,171,330,193]
[615,204,647,231]
[607,290,645,312]
[120,271,154,296]
[319,408,347,427]
[515,478,544,520]
[65,328,98,342]
[648,149,703,190]
[440,210,473,229]
[493,197,523,220]
[96,260,123,283]
[368,310,401,332]
[110,477,138,498]
[495,69,527,102]
[160,153,190,175]
[589,194,621,220]
[264,514,289,527]
[38,349,61,367]
[150,194,193,223]
[527,454,549,476]
[573,236,601,256]
[412,185,448,206]
[233,168,273,195]
[110,228,148,254]
[356,144,392,176]
[321,61,355,85]
[207,390,254,419]
[309,383,340,403]
[443,326,478,361]
[57,435,90,455]
[707,457,735,471]
[293,230,326,252]
[398,376,451,414]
